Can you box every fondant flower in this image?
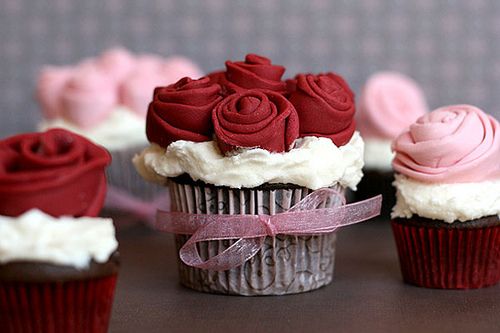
[212,89,299,154]
[288,73,356,147]
[36,66,73,119]
[215,54,287,95]
[60,63,118,128]
[392,105,500,183]
[98,47,136,83]
[0,129,111,217]
[146,77,223,148]
[357,72,428,139]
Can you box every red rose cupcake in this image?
[391,105,500,289]
[0,210,119,333]
[134,54,380,296]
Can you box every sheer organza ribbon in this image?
[105,186,170,224]
[154,188,382,271]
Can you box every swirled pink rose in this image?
[36,66,73,119]
[357,72,428,139]
[60,63,118,128]
[212,90,299,154]
[392,105,500,183]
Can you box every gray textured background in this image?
[1,0,499,137]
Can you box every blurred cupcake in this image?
[36,48,203,221]
[134,56,380,295]
[0,128,110,217]
[356,72,428,214]
[391,105,500,289]
[0,209,119,333]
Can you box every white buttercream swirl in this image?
[363,138,394,171]
[133,132,365,190]
[392,174,500,223]
[0,209,118,268]
[39,106,147,151]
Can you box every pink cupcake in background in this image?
[36,48,203,220]
[355,72,428,214]
[391,105,500,289]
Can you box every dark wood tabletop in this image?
[109,218,500,333]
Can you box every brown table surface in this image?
[109,218,500,333]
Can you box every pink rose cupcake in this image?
[356,72,428,214]
[134,54,380,295]
[36,48,202,221]
[391,105,500,289]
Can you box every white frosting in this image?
[0,209,118,268]
[133,132,365,190]
[392,174,500,223]
[363,138,394,171]
[39,106,147,151]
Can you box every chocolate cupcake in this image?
[134,56,380,296]
[391,105,500,289]
[0,210,119,333]
[355,72,428,216]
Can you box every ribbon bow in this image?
[154,189,382,271]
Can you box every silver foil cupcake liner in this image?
[169,180,344,296]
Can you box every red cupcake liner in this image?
[391,220,500,289]
[0,275,117,333]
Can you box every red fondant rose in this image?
[146,77,223,148]
[0,129,111,217]
[288,73,356,147]
[212,90,299,154]
[215,54,287,95]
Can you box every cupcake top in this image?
[0,209,118,269]
[0,128,111,217]
[391,105,500,222]
[37,48,202,151]
[357,72,428,171]
[134,54,364,190]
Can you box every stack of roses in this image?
[37,48,202,128]
[146,54,356,154]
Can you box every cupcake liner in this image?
[391,219,500,289]
[0,275,117,333]
[169,180,344,296]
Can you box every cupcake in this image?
[134,55,381,295]
[0,128,110,217]
[36,48,202,221]
[391,105,500,289]
[356,72,428,214]
[0,209,119,333]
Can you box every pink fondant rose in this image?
[357,72,428,139]
[212,90,299,154]
[60,63,118,128]
[146,77,223,148]
[212,54,287,95]
[288,73,356,147]
[392,105,500,183]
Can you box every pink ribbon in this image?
[154,189,382,271]
[105,186,170,224]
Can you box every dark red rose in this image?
[146,76,223,148]
[215,54,287,95]
[0,128,111,217]
[288,73,356,146]
[212,90,299,154]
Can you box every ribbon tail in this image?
[179,236,265,271]
[106,186,170,225]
